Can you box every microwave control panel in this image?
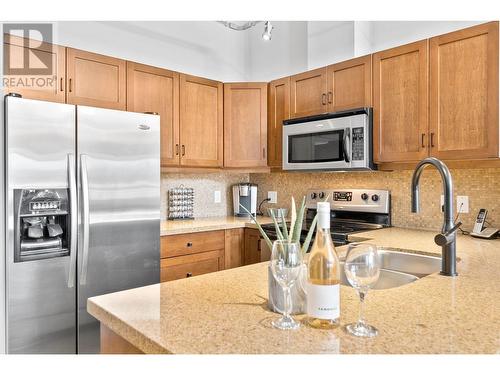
[351,127,364,161]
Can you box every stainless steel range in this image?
[260,188,390,256]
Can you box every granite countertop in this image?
[88,227,500,354]
[160,216,274,236]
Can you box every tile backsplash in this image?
[161,172,249,220]
[250,168,500,232]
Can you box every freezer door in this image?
[76,106,160,353]
[5,96,77,353]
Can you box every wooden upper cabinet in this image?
[3,35,66,103]
[179,74,223,167]
[127,62,180,166]
[290,67,328,118]
[66,48,126,110]
[268,77,290,169]
[373,40,429,163]
[326,55,371,112]
[429,22,499,160]
[224,83,268,168]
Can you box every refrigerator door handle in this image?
[67,154,77,288]
[79,154,90,285]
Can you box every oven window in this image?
[288,130,344,163]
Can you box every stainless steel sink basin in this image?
[340,249,441,290]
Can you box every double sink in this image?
[340,249,442,290]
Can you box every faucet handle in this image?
[435,221,462,246]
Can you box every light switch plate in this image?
[457,195,469,214]
[268,191,277,204]
[214,190,221,204]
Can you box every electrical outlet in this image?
[214,190,221,204]
[440,195,444,213]
[268,191,277,204]
[457,195,469,214]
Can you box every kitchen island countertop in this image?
[88,227,500,354]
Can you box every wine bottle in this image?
[306,201,340,329]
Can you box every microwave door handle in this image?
[343,128,351,163]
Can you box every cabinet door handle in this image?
[186,242,193,247]
[262,147,266,159]
[430,133,435,148]
[328,91,333,104]
[181,145,186,156]
[421,133,426,148]
[321,93,327,105]
[175,144,179,156]
[186,272,192,278]
[68,78,73,93]
[60,78,64,92]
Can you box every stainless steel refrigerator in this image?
[2,95,160,354]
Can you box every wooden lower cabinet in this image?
[160,250,224,282]
[160,228,261,281]
[100,325,143,354]
[224,228,245,269]
[161,230,225,258]
[244,228,262,265]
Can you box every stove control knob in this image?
[371,194,379,202]
[318,192,325,199]
[310,192,318,199]
[361,193,369,201]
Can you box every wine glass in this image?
[344,243,380,337]
[270,240,303,330]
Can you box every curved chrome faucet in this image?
[411,157,459,276]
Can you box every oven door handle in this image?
[343,128,351,163]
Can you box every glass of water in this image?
[344,243,380,337]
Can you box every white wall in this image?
[54,21,250,82]
[246,21,308,82]
[307,21,354,70]
[367,21,486,52]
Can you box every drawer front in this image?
[160,250,223,282]
[161,230,225,258]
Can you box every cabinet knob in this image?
[175,144,180,156]
[328,91,333,104]
[181,145,186,156]
[186,272,192,278]
[186,242,193,247]
[430,133,435,148]
[321,93,327,105]
[421,133,426,148]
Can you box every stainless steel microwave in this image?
[282,108,375,171]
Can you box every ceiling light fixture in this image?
[217,21,274,41]
[262,21,273,41]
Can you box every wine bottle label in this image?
[306,283,340,320]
